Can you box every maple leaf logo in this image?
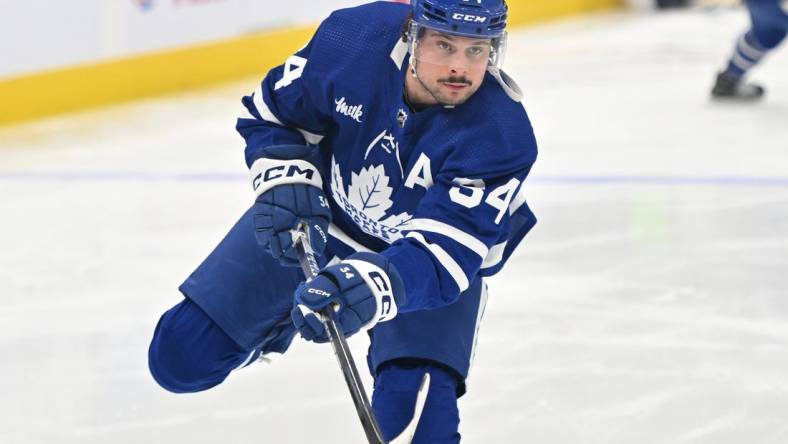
[348,165,393,220]
[330,156,413,243]
[380,212,413,228]
[331,157,347,206]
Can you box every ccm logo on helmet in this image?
[452,13,487,23]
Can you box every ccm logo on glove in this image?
[367,269,396,319]
[307,288,331,298]
[249,151,331,267]
[250,157,323,196]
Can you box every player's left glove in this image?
[249,144,331,266]
[292,252,406,342]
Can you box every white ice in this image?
[1,6,787,444]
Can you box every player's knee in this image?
[148,298,247,394]
[372,359,462,444]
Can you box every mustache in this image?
[439,76,472,86]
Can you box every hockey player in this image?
[148,0,537,442]
[711,0,787,100]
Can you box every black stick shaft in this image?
[293,224,386,444]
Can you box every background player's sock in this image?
[724,32,767,77]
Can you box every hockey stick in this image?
[292,222,385,443]
[292,222,430,444]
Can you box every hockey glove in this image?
[250,145,331,266]
[292,252,406,342]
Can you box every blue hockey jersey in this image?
[237,1,537,314]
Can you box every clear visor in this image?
[408,22,507,71]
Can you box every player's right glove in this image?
[250,145,331,266]
[291,252,406,342]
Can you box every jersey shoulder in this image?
[443,74,538,178]
[328,1,410,30]
[306,2,408,76]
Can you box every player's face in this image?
[409,30,491,106]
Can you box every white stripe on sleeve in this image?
[251,85,325,145]
[407,232,469,292]
[253,85,284,125]
[408,218,488,259]
[239,107,257,120]
[298,129,324,145]
[509,181,528,215]
[481,241,506,269]
[467,281,489,378]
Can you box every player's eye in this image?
[467,46,487,58]
[436,41,453,53]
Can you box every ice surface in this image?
[1,6,786,444]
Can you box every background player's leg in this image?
[372,359,461,444]
[713,0,788,99]
[748,0,788,50]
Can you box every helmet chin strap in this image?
[408,55,455,109]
